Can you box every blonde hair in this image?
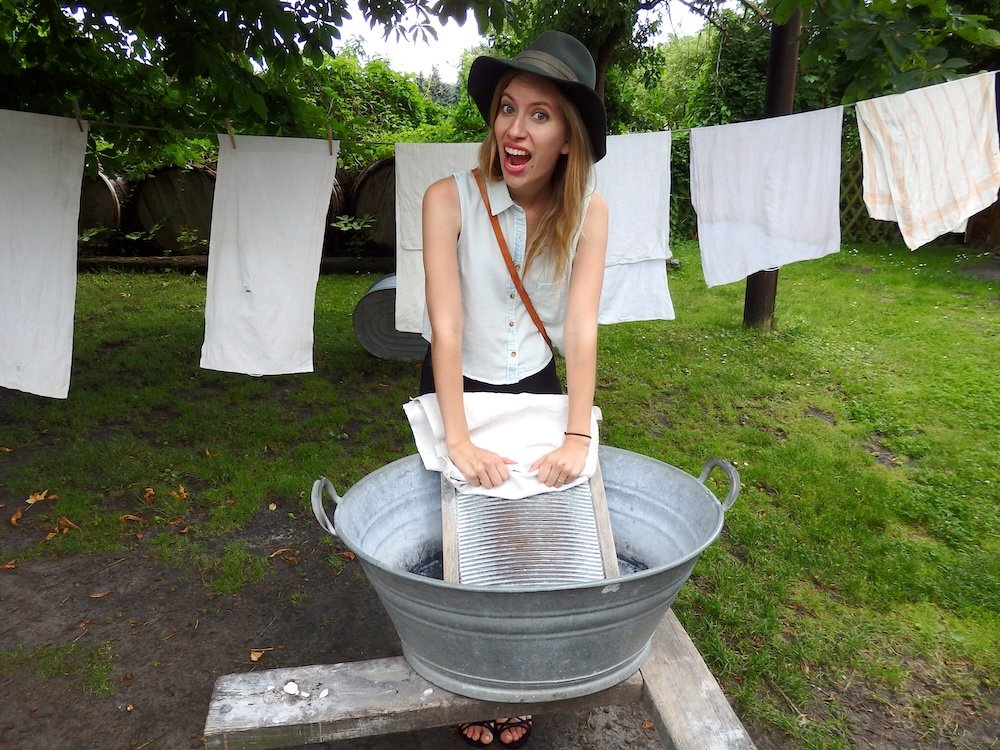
[477,72,594,279]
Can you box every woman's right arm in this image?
[422,177,511,489]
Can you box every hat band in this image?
[514,50,579,84]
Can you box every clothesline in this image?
[2,71,997,399]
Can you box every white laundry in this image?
[201,134,338,375]
[595,131,674,322]
[0,109,88,399]
[404,392,601,500]
[395,142,480,333]
[691,106,844,287]
[856,72,1000,250]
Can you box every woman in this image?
[419,30,608,748]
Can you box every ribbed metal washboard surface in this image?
[455,483,605,586]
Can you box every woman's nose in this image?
[508,113,527,137]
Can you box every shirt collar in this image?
[485,175,516,216]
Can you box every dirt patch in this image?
[0,509,666,750]
[866,431,904,468]
[963,263,1000,282]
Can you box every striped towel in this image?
[856,72,1000,250]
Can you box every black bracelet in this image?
[564,431,591,440]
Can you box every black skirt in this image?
[418,346,561,396]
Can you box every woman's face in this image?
[492,74,570,192]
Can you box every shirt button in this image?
[509,293,516,300]
[508,320,515,327]
[510,351,517,358]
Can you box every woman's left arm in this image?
[532,193,609,486]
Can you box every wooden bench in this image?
[203,610,757,750]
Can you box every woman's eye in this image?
[532,111,548,121]
[500,103,514,115]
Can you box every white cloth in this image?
[594,131,675,322]
[691,106,844,288]
[0,110,87,399]
[404,392,601,500]
[201,134,338,375]
[395,142,480,332]
[856,72,1000,250]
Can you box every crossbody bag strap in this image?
[472,169,553,350]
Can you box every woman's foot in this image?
[458,719,495,746]
[495,716,533,747]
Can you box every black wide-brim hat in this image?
[468,31,607,162]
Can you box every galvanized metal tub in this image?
[311,446,738,703]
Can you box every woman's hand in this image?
[530,436,590,487]
[449,440,515,490]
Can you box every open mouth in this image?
[504,146,531,169]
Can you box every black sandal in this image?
[495,716,533,748]
[458,719,496,747]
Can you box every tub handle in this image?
[698,458,740,512]
[310,476,341,537]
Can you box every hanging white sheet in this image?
[691,106,844,288]
[856,72,1000,250]
[200,134,338,375]
[395,142,480,333]
[0,109,88,399]
[594,131,674,322]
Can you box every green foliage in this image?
[685,9,772,126]
[330,213,376,256]
[796,0,1000,102]
[0,0,511,175]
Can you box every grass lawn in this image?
[1,239,997,748]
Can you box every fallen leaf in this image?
[168,517,189,534]
[267,502,277,511]
[170,484,189,502]
[641,720,655,730]
[10,508,23,527]
[280,554,300,565]
[249,647,273,662]
[143,487,156,504]
[119,514,145,523]
[204,447,213,457]
[57,516,80,531]
[337,550,356,561]
[42,530,58,542]
[26,489,49,505]
[125,704,134,712]
[268,547,291,559]
[0,446,12,452]
[1,560,15,570]
[89,589,115,598]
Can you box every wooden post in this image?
[743,9,802,330]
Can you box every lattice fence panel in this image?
[840,149,903,245]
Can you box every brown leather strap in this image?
[472,169,553,350]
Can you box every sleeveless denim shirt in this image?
[422,170,586,385]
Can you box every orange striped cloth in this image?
[856,72,1000,250]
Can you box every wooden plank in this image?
[440,475,459,583]
[204,657,646,750]
[640,611,757,750]
[589,460,620,578]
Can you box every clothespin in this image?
[326,124,333,156]
[72,100,84,132]
[225,118,237,149]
